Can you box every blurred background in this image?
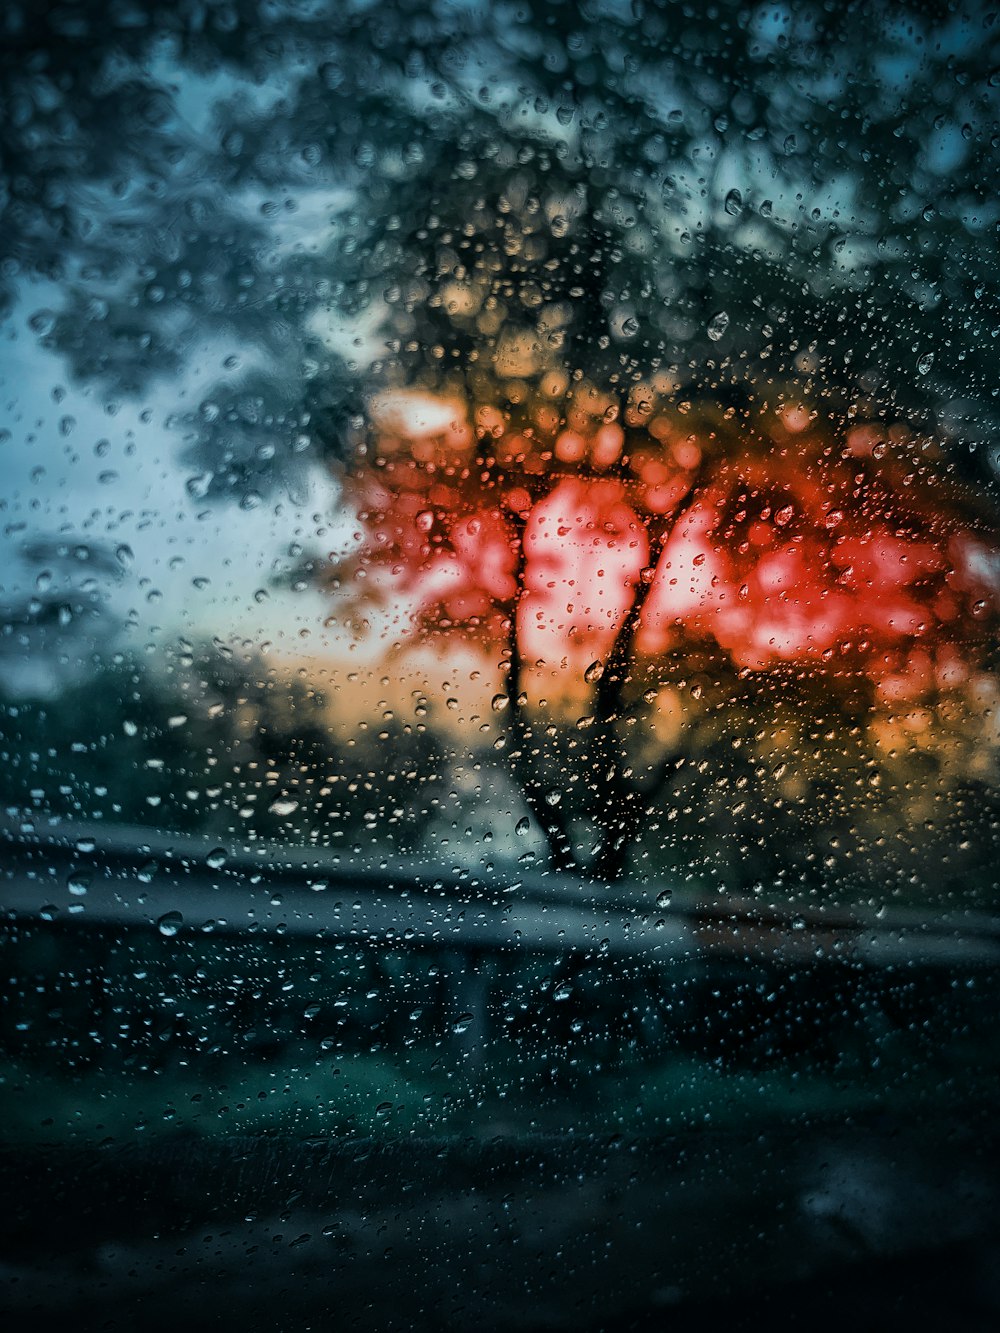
[3,5,1000,1324]
[4,0,1000,904]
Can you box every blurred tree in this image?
[5,0,1000,892]
[0,638,453,856]
[5,1,1000,489]
[0,535,128,697]
[327,385,1000,882]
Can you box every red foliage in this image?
[343,391,999,695]
[641,445,997,689]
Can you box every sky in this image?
[0,54,369,688]
[0,285,357,678]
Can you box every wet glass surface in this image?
[2,1,1000,1326]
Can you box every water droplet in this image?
[74,838,96,853]
[491,693,509,712]
[707,310,730,341]
[656,889,672,908]
[452,1014,473,1034]
[28,309,56,335]
[67,873,90,897]
[553,982,574,1001]
[724,188,743,216]
[268,798,299,816]
[917,352,934,375]
[206,847,227,869]
[157,911,183,937]
[515,816,531,835]
[186,473,213,500]
[584,660,604,683]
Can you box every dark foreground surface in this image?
[4,825,1000,1328]
[2,1113,999,1332]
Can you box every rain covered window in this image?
[2,2,1000,1326]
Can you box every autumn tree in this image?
[326,379,1000,885]
[6,0,1000,893]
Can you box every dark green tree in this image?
[5,1,999,489]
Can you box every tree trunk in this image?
[503,515,582,877]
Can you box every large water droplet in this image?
[157,911,183,937]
